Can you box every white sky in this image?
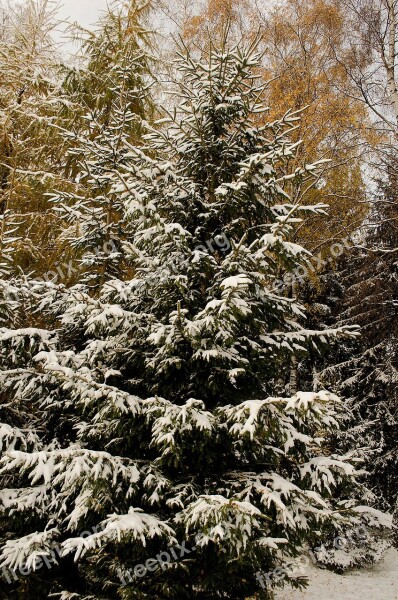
[57,0,108,28]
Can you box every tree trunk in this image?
[289,355,298,395]
[386,0,398,124]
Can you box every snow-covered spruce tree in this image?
[52,0,155,290]
[322,153,398,513]
[287,265,394,570]
[0,41,383,599]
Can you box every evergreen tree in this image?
[0,40,383,600]
[322,153,398,512]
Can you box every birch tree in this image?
[337,0,398,135]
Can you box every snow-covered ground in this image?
[275,548,398,600]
